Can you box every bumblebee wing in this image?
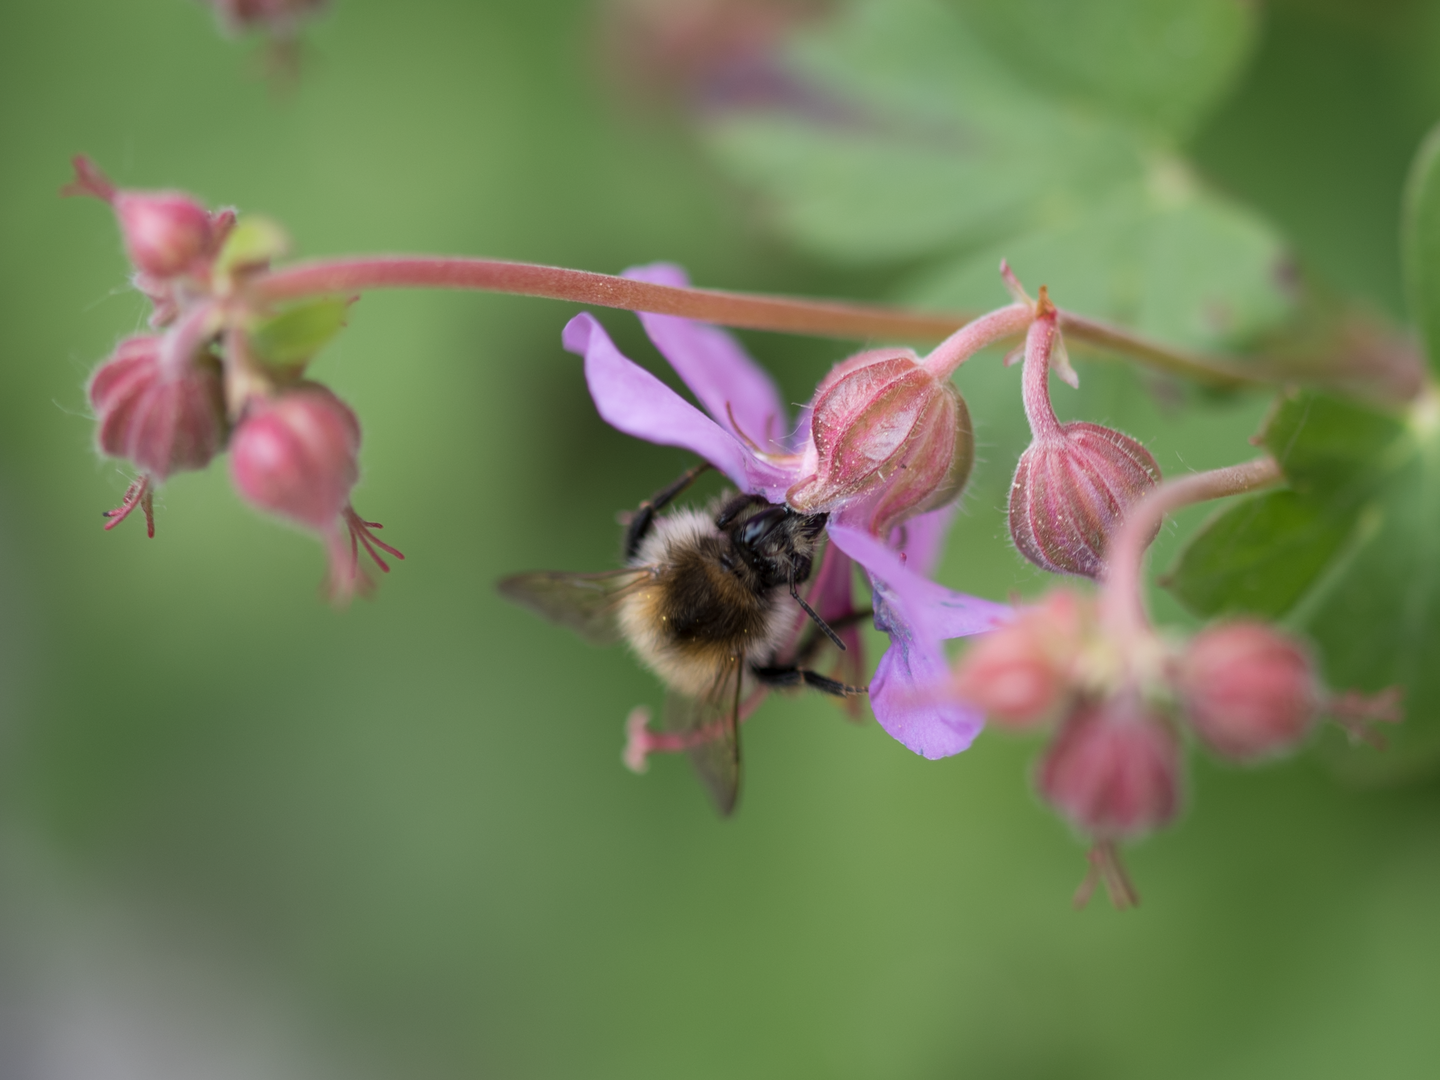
[662,655,743,816]
[496,568,652,646]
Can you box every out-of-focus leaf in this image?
[707,0,1139,263]
[704,0,1288,351]
[1261,389,1405,495]
[1401,120,1440,374]
[1167,390,1440,781]
[249,298,350,369]
[1164,490,1354,619]
[904,175,1290,346]
[214,215,290,281]
[953,0,1257,137]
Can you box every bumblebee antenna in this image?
[790,568,846,651]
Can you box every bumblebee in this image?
[498,464,866,814]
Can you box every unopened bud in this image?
[1037,698,1180,840]
[952,590,1089,729]
[89,336,227,479]
[63,157,225,279]
[229,384,401,599]
[1176,622,1320,762]
[229,385,360,530]
[787,348,973,534]
[1009,422,1161,579]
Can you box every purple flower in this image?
[561,262,1009,758]
[826,523,1009,757]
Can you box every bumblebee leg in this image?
[623,462,711,559]
[750,664,867,698]
[791,608,874,666]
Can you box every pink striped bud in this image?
[787,348,973,534]
[1177,622,1320,762]
[1037,698,1180,840]
[952,590,1088,729]
[1011,304,1161,579]
[89,336,227,480]
[1009,422,1161,579]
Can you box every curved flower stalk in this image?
[563,263,1010,760]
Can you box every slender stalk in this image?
[923,302,1032,379]
[1100,456,1284,641]
[1021,312,1064,442]
[249,257,964,342]
[247,255,1260,385]
[1058,311,1263,388]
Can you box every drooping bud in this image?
[1176,622,1321,762]
[952,589,1089,729]
[88,335,228,535]
[89,336,228,480]
[230,385,360,530]
[63,157,223,280]
[1037,697,1180,841]
[1010,422,1162,579]
[229,384,402,599]
[1009,307,1160,579]
[787,348,973,535]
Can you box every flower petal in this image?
[624,263,793,451]
[563,314,794,499]
[828,523,1010,759]
[830,524,1010,639]
[890,504,957,579]
[869,589,983,758]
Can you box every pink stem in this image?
[1099,456,1284,642]
[249,257,968,342]
[1057,311,1261,388]
[246,256,1260,385]
[1021,311,1065,442]
[922,302,1033,379]
[158,301,221,377]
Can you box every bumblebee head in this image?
[727,503,828,589]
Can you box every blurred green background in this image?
[1,0,1439,1076]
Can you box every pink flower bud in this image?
[88,336,227,480]
[229,384,402,600]
[1176,622,1320,762]
[787,348,973,534]
[230,385,360,530]
[1010,305,1161,579]
[1037,698,1181,840]
[952,590,1088,729]
[63,157,218,280]
[1009,422,1161,579]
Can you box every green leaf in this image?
[1166,390,1440,781]
[1163,490,1355,619]
[952,0,1257,138]
[1260,389,1406,496]
[1401,121,1440,374]
[703,0,1288,351]
[248,298,350,368]
[214,216,290,281]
